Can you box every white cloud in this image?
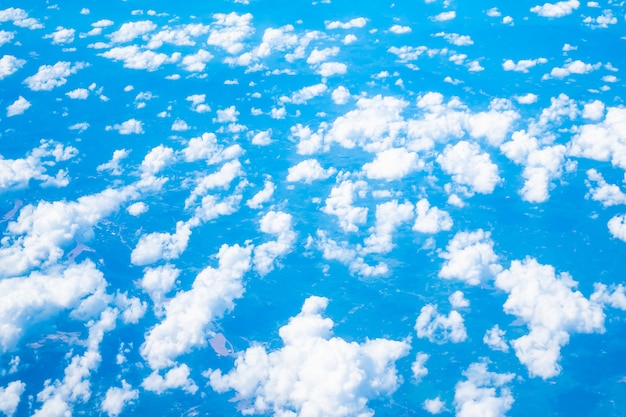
[608,214,626,241]
[141,243,252,370]
[412,352,429,382]
[544,59,601,79]
[142,364,198,394]
[432,11,457,21]
[208,296,409,417]
[530,0,580,17]
[140,264,179,315]
[66,88,89,99]
[582,99,605,120]
[454,362,515,417]
[207,12,254,55]
[362,200,414,254]
[468,98,519,146]
[322,179,368,232]
[317,61,347,77]
[286,83,328,104]
[0,381,25,417]
[413,198,453,234]
[424,397,447,414]
[287,159,336,184]
[389,24,412,34]
[253,211,296,276]
[437,141,501,195]
[214,105,239,123]
[180,49,213,72]
[434,32,473,46]
[515,93,538,104]
[306,47,340,65]
[246,178,275,209]
[111,118,144,135]
[127,201,148,216]
[325,17,367,29]
[495,258,605,378]
[147,23,210,49]
[362,147,423,181]
[415,304,467,343]
[101,381,138,417]
[449,290,470,308]
[484,325,509,352]
[171,119,189,131]
[439,229,502,285]
[0,55,25,79]
[584,169,626,207]
[331,86,351,104]
[109,20,157,43]
[44,26,75,44]
[131,221,192,266]
[6,96,30,117]
[182,132,243,164]
[0,7,43,29]
[99,46,180,71]
[24,61,87,91]
[502,57,547,72]
[0,30,15,47]
[97,149,130,176]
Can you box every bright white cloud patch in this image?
[287,159,336,184]
[24,61,87,91]
[362,147,423,181]
[101,381,139,417]
[454,362,515,417]
[6,96,30,117]
[0,55,25,79]
[437,141,501,195]
[530,0,580,17]
[0,381,25,417]
[495,258,605,379]
[439,229,502,285]
[413,198,453,234]
[415,304,467,343]
[208,296,410,417]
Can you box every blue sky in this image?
[1,1,626,416]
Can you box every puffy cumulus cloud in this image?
[433,32,474,46]
[44,26,75,44]
[97,149,130,176]
[184,159,243,209]
[180,49,213,72]
[253,211,296,276]
[0,186,138,277]
[0,55,25,79]
[317,61,347,77]
[142,364,198,394]
[543,59,601,80]
[362,147,424,181]
[109,118,144,135]
[569,107,626,170]
[500,130,567,203]
[109,20,157,43]
[66,88,89,99]
[591,283,626,311]
[437,141,501,195]
[413,198,453,234]
[432,11,457,21]
[449,291,470,309]
[483,325,509,352]
[214,105,239,123]
[454,362,515,417]
[207,12,254,55]
[186,93,211,113]
[0,30,15,47]
[584,169,626,207]
[0,7,43,29]
[23,61,87,91]
[32,309,118,417]
[468,98,520,146]
[583,9,617,29]
[99,45,180,71]
[326,95,409,152]
[315,230,390,278]
[146,23,210,49]
[439,229,502,285]
[412,352,429,382]
[495,258,605,379]
[0,381,25,416]
[208,296,410,417]
[306,46,340,65]
[131,221,192,266]
[331,86,351,104]
[101,381,139,417]
[6,96,30,117]
[287,159,336,184]
[530,0,580,17]
[322,178,368,233]
[389,24,412,34]
[171,119,189,132]
[362,200,414,254]
[246,178,275,209]
[502,57,547,72]
[325,17,367,29]
[515,93,538,104]
[415,304,467,343]
[423,397,447,414]
[141,243,252,370]
[582,99,605,120]
[182,132,243,165]
[284,83,328,104]
[140,264,179,315]
[607,214,626,242]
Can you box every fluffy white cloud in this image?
[502,57,547,72]
[180,49,213,72]
[6,96,30,117]
[207,12,253,55]
[468,99,520,146]
[131,221,192,266]
[253,211,296,276]
[208,296,410,417]
[286,83,328,104]
[449,291,470,308]
[287,159,336,184]
[584,169,626,207]
[454,362,515,417]
[0,381,25,417]
[246,178,275,209]
[322,179,368,232]
[423,397,447,414]
[439,229,502,285]
[582,99,605,120]
[325,17,367,29]
[100,46,180,71]
[101,381,138,417]
[110,118,144,134]
[142,364,198,394]
[147,23,210,49]
[0,7,43,29]
[109,20,157,43]
[362,147,423,181]
[569,107,626,170]
[331,86,351,104]
[317,61,347,77]
[0,55,25,79]
[182,132,242,164]
[415,304,467,343]
[171,119,189,131]
[362,200,414,254]
[495,258,605,378]
[141,243,252,369]
[66,88,89,99]
[412,352,429,382]
[44,26,75,44]
[432,11,456,21]
[544,59,601,79]
[389,24,412,34]
[483,325,509,352]
[24,61,87,91]
[530,0,580,17]
[515,93,538,104]
[413,198,453,234]
[306,47,340,65]
[0,30,15,47]
[608,214,626,241]
[434,32,473,46]
[438,141,501,195]
[140,264,179,315]
[500,130,567,203]
[97,149,130,176]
